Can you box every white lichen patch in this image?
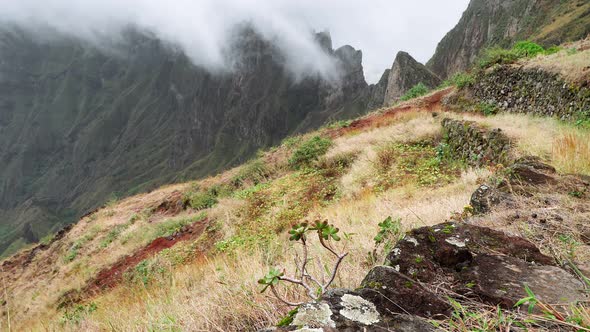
[405,236,419,246]
[292,303,335,328]
[339,294,380,325]
[391,247,401,256]
[445,237,467,248]
[394,265,400,272]
[293,328,324,332]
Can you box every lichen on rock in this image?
[338,294,380,325]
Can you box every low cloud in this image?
[0,0,469,83]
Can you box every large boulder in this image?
[386,222,586,308]
[269,289,440,332]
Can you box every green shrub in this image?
[400,83,430,101]
[478,41,547,69]
[288,136,332,169]
[478,102,498,116]
[154,213,206,238]
[186,190,218,210]
[439,72,475,89]
[478,47,520,68]
[512,41,545,57]
[544,46,561,55]
[231,159,270,187]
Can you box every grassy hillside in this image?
[1,41,589,331]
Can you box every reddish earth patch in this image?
[327,87,453,138]
[82,218,208,296]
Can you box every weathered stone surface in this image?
[470,66,590,120]
[460,254,586,308]
[509,156,557,186]
[442,118,511,166]
[270,289,439,332]
[426,0,590,78]
[360,266,451,318]
[386,222,587,309]
[383,51,441,106]
[470,184,511,214]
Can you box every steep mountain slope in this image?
[427,0,590,78]
[1,41,589,330]
[0,26,372,256]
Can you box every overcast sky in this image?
[0,0,470,83]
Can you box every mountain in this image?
[427,0,590,78]
[382,51,441,106]
[0,25,371,256]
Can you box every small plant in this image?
[288,136,332,169]
[514,284,565,321]
[327,119,353,129]
[478,102,498,116]
[439,72,475,89]
[186,189,218,211]
[258,219,348,306]
[60,302,97,325]
[400,83,430,101]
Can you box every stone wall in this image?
[441,118,510,166]
[470,66,590,120]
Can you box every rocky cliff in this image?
[427,0,590,78]
[0,25,371,256]
[382,51,441,106]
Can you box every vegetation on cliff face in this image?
[427,0,590,78]
[0,26,373,257]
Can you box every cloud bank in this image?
[0,0,470,83]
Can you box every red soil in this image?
[83,218,208,296]
[328,87,453,138]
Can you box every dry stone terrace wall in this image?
[470,65,590,120]
[441,118,510,166]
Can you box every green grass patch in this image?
[288,136,332,169]
[400,83,429,101]
[374,141,461,192]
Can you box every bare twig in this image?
[270,285,305,307]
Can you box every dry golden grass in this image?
[4,98,590,331]
[446,112,590,175]
[522,38,590,84]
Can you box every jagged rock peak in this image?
[383,51,441,106]
[314,30,333,52]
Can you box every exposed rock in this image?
[441,118,511,166]
[509,156,558,186]
[360,266,451,318]
[366,69,390,109]
[470,184,511,214]
[387,222,586,308]
[427,0,590,78]
[469,66,590,120]
[383,52,441,106]
[271,289,439,332]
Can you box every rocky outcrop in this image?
[382,52,441,106]
[366,69,390,110]
[427,0,590,78]
[441,118,510,166]
[469,66,590,120]
[267,157,590,331]
[267,220,587,331]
